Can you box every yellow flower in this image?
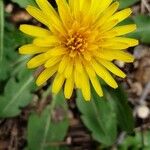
[19,0,138,101]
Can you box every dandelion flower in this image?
[19,0,138,101]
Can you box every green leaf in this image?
[105,86,134,132]
[116,0,139,9]
[4,22,32,61]
[120,15,150,44]
[0,58,10,80]
[0,71,35,117]
[12,0,37,8]
[131,15,150,44]
[0,21,32,80]
[76,88,117,146]
[119,131,150,150]
[27,91,69,150]
[0,0,4,63]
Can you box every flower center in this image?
[65,32,88,57]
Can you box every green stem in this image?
[40,88,57,150]
[0,0,4,62]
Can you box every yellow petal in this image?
[98,59,126,78]
[26,5,49,26]
[56,0,73,28]
[75,57,84,73]
[80,68,91,101]
[19,44,49,54]
[111,24,137,36]
[83,51,92,61]
[36,0,57,17]
[36,66,57,86]
[45,56,61,68]
[33,36,60,47]
[64,59,74,78]
[98,49,135,62]
[19,25,51,37]
[95,2,119,28]
[58,55,70,73]
[36,0,66,35]
[80,0,91,15]
[91,59,118,89]
[99,19,120,33]
[85,63,96,77]
[85,63,103,97]
[69,0,80,19]
[90,76,103,97]
[52,73,65,94]
[64,74,74,99]
[69,0,90,13]
[110,8,132,23]
[90,0,112,20]
[74,67,81,88]
[100,41,129,49]
[101,30,118,38]
[27,53,49,69]
[109,37,139,47]
[46,47,66,56]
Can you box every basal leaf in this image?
[120,15,150,44]
[0,21,32,81]
[131,15,150,44]
[116,0,139,9]
[0,71,35,117]
[76,88,117,146]
[27,91,69,150]
[0,58,10,80]
[104,86,134,132]
[12,0,37,8]
[4,22,32,61]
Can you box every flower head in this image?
[19,0,138,101]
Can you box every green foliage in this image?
[0,71,35,117]
[119,130,150,150]
[4,22,31,61]
[119,15,150,44]
[0,22,32,80]
[116,0,140,9]
[1,0,150,149]
[0,58,10,80]
[0,0,4,62]
[12,0,37,8]
[27,91,69,150]
[77,86,134,146]
[105,87,134,132]
[76,88,117,146]
[129,15,150,44]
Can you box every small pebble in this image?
[136,105,150,119]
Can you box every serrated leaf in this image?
[104,86,134,132]
[12,0,37,8]
[0,0,4,63]
[0,21,32,80]
[0,71,35,117]
[76,88,117,146]
[27,91,69,150]
[4,22,32,61]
